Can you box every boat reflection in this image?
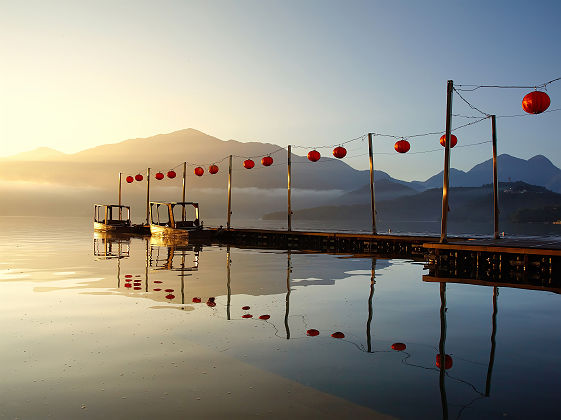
[93,231,130,259]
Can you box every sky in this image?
[1,0,560,181]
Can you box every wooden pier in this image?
[207,228,561,286]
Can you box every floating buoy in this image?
[209,164,219,174]
[135,174,143,182]
[436,354,453,370]
[261,156,273,166]
[333,146,347,159]
[439,134,457,148]
[307,329,320,336]
[194,167,204,176]
[155,172,164,180]
[242,314,253,319]
[243,159,255,169]
[307,150,321,162]
[331,332,345,339]
[522,91,550,114]
[167,170,176,179]
[126,176,134,183]
[391,342,407,351]
[259,315,270,320]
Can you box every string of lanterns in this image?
[123,81,555,183]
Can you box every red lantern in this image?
[243,159,255,169]
[436,354,453,370]
[126,176,134,183]
[155,172,164,180]
[331,331,345,339]
[307,329,320,336]
[394,140,410,153]
[135,174,143,182]
[522,91,551,114]
[308,150,321,162]
[261,156,273,166]
[333,146,347,159]
[439,134,458,148]
[167,170,176,179]
[194,167,204,176]
[259,315,270,320]
[209,164,219,174]
[391,342,407,351]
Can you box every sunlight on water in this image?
[0,217,559,419]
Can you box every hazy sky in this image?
[2,0,560,180]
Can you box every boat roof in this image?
[150,201,199,206]
[94,204,130,208]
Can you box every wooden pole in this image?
[118,172,122,220]
[491,115,499,239]
[440,80,454,243]
[288,145,292,231]
[227,155,232,229]
[146,168,151,225]
[368,133,377,234]
[182,161,187,220]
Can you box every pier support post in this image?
[146,167,151,225]
[440,80,454,243]
[491,116,499,239]
[288,145,292,232]
[227,155,232,229]
[368,133,377,234]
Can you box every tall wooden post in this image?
[440,80,454,243]
[146,168,151,225]
[491,115,499,239]
[118,172,122,220]
[288,145,292,231]
[182,161,187,220]
[227,155,232,229]
[368,133,377,234]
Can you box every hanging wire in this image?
[291,134,366,150]
[453,88,490,117]
[455,76,561,91]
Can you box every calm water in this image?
[0,217,560,419]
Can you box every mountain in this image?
[416,154,561,193]
[263,182,561,225]
[1,147,66,161]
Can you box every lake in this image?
[0,217,559,419]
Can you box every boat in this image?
[93,204,149,234]
[149,201,214,241]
